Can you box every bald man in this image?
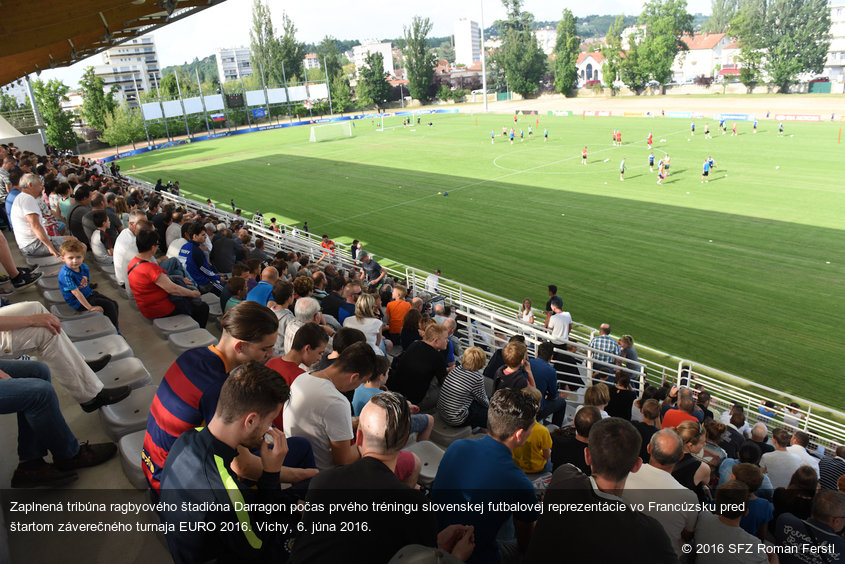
[244,266,279,306]
[291,391,474,563]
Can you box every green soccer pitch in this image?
[121,112,845,406]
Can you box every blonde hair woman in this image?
[672,420,712,501]
[342,293,389,355]
[518,298,534,325]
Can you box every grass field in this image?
[121,112,845,406]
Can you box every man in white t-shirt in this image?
[624,429,698,557]
[787,431,821,477]
[547,296,572,345]
[11,173,68,258]
[284,342,377,470]
[761,428,803,489]
[113,210,147,290]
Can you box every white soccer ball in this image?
[603,158,609,162]
[686,191,690,194]
[776,166,780,169]
[709,240,713,242]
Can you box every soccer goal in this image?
[309,121,353,142]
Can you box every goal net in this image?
[309,121,353,142]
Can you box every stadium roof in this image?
[0,0,228,87]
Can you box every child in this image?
[351,356,434,442]
[619,158,626,181]
[647,131,653,149]
[582,146,588,165]
[543,128,548,142]
[616,130,622,145]
[519,129,524,142]
[704,123,711,139]
[245,258,262,291]
[511,387,553,474]
[494,340,535,391]
[528,125,533,137]
[778,122,784,136]
[612,129,617,146]
[649,151,655,172]
[753,119,757,133]
[664,154,671,176]
[509,128,515,145]
[731,463,773,539]
[732,122,737,136]
[702,157,711,183]
[690,121,695,136]
[657,159,665,185]
[225,276,247,313]
[58,240,119,331]
[90,210,113,265]
[491,130,495,144]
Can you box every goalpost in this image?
[309,121,353,142]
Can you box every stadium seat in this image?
[94,357,153,390]
[40,289,66,304]
[152,315,199,338]
[118,430,148,491]
[49,303,100,320]
[25,255,62,267]
[200,292,222,317]
[168,328,216,355]
[404,441,445,486]
[117,286,131,300]
[61,315,116,341]
[429,414,472,448]
[483,376,495,399]
[74,335,133,363]
[36,276,59,291]
[36,263,63,278]
[98,384,156,441]
[98,264,116,275]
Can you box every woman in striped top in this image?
[437,347,490,428]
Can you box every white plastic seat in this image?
[50,304,100,320]
[95,357,153,390]
[37,263,63,278]
[98,385,156,441]
[41,289,66,304]
[118,430,148,490]
[25,255,62,267]
[429,414,472,448]
[61,315,117,341]
[200,292,221,317]
[168,328,216,355]
[404,440,445,486]
[37,276,59,291]
[152,315,199,338]
[74,334,133,363]
[98,263,116,275]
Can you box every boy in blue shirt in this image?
[58,239,119,331]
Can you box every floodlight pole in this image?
[174,72,191,139]
[153,73,170,141]
[258,60,271,123]
[131,72,151,146]
[480,0,488,113]
[196,68,211,136]
[324,57,333,116]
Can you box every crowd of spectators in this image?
[1,142,842,563]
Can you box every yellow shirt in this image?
[512,422,552,474]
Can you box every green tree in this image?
[601,16,625,94]
[249,0,283,85]
[100,104,145,149]
[31,79,77,149]
[620,35,649,92]
[357,52,391,109]
[762,0,831,92]
[729,0,766,87]
[159,73,179,98]
[403,16,437,101]
[553,9,580,95]
[708,0,738,32]
[331,75,353,112]
[0,91,23,113]
[79,66,117,133]
[495,0,547,96]
[638,0,694,84]
[278,12,305,83]
[438,41,455,64]
[316,36,343,80]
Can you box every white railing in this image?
[124,174,845,448]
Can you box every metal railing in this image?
[122,173,845,448]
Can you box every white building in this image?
[825,2,845,82]
[455,19,482,66]
[535,27,556,55]
[621,25,647,50]
[576,52,604,85]
[352,41,394,78]
[671,33,731,83]
[216,46,252,83]
[303,53,320,71]
[93,35,160,107]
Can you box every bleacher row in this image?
[122,174,845,452]
[20,247,230,492]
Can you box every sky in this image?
[34,0,712,90]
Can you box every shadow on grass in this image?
[133,152,845,404]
